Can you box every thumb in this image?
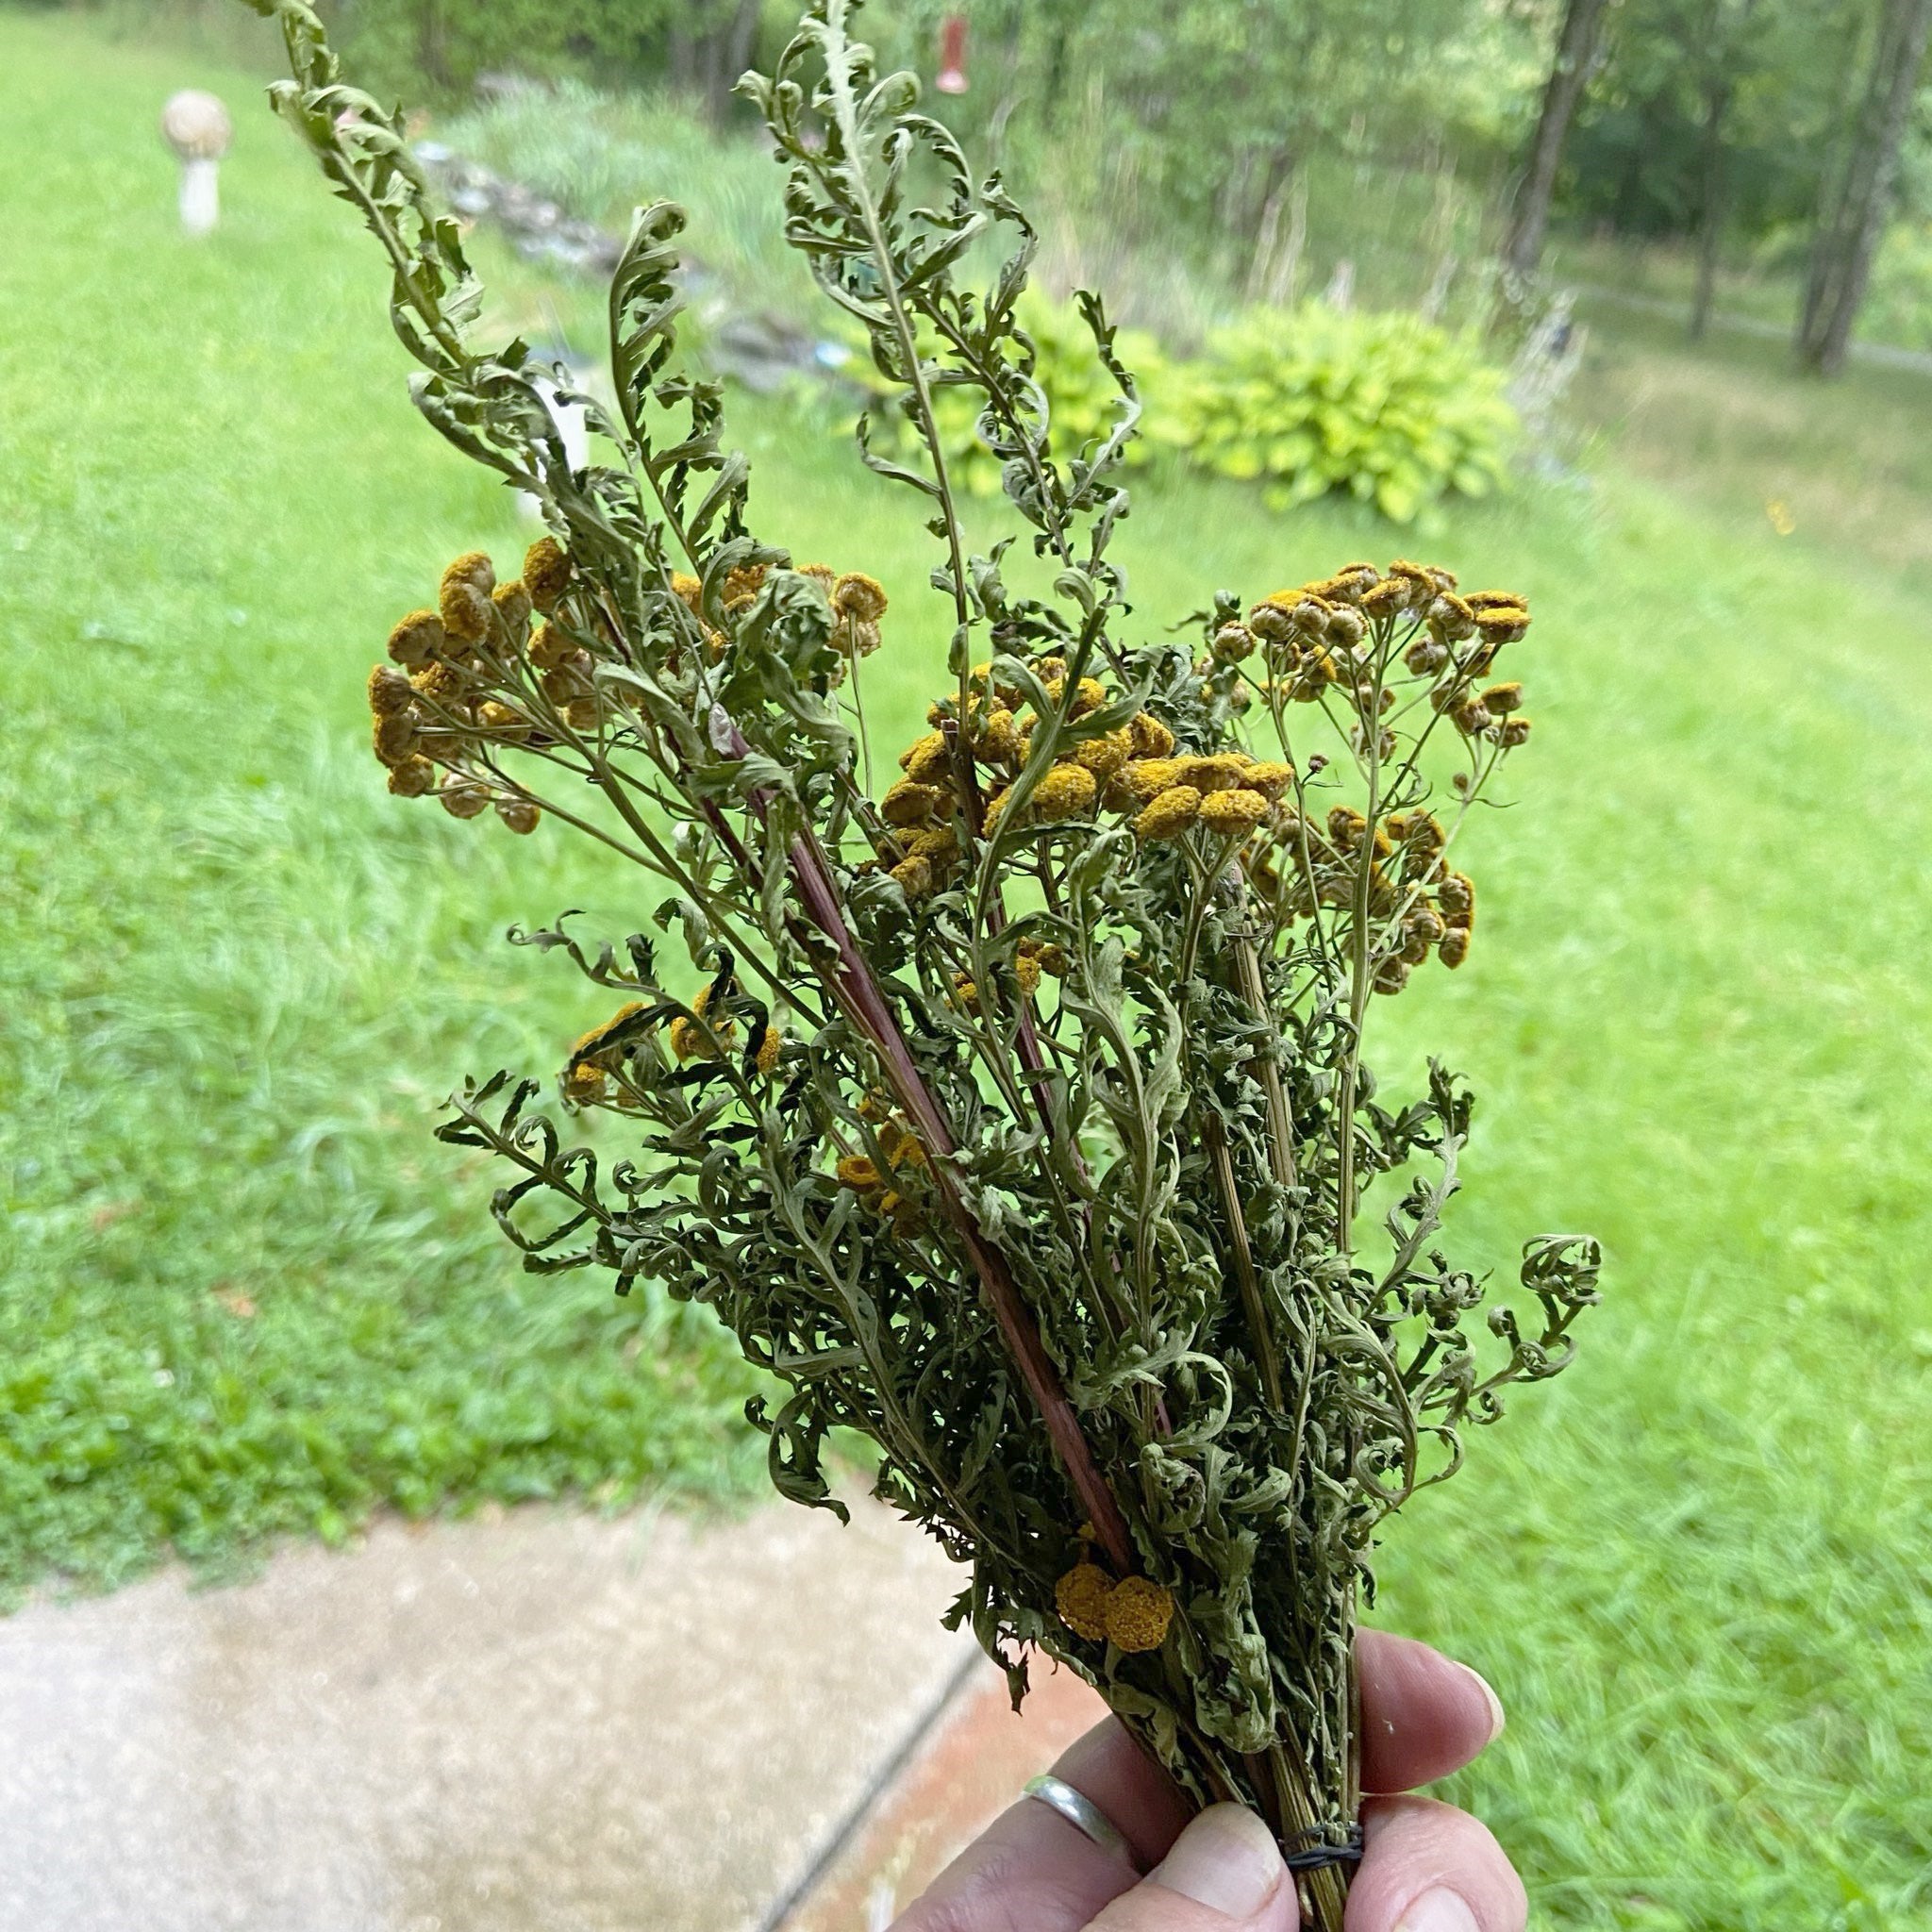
[1084,1805,1299,1932]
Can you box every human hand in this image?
[891,1631,1524,1932]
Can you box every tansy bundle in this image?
[242,3,1599,1922]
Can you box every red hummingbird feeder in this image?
[936,14,970,93]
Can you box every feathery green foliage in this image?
[845,287,1173,496]
[231,3,1591,1915]
[8,13,1932,1920]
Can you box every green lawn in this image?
[5,13,1931,1928]
[1550,226,1932,361]
[1567,295,1932,593]
[0,14,771,1594]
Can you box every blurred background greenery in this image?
[3,1,1929,1924]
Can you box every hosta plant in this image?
[1178,305,1517,527]
[846,286,1172,495]
[241,3,1598,1924]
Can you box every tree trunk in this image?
[1690,0,1757,341]
[1267,174,1310,308]
[1799,9,1886,349]
[699,20,732,128]
[1797,7,1879,348]
[1609,95,1657,232]
[1042,11,1074,128]
[1502,0,1615,279]
[416,0,450,92]
[1798,0,1932,375]
[672,0,765,130]
[1690,92,1728,339]
[1244,146,1296,302]
[668,24,697,93]
[723,0,763,108]
[983,0,1027,167]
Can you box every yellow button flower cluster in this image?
[881,664,1187,891]
[669,982,736,1062]
[1054,1561,1176,1653]
[561,1000,649,1105]
[368,538,589,834]
[1124,750,1293,845]
[833,1119,928,1229]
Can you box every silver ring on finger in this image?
[1022,1774,1143,1873]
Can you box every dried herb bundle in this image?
[242,3,1599,1920]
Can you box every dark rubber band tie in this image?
[1281,1825,1366,1874]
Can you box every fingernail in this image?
[1460,1662,1507,1744]
[1396,1887,1482,1932]
[1150,1804,1285,1918]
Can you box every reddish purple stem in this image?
[713,708,1134,1574]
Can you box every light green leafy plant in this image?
[846,287,1172,495]
[238,2,1596,1922]
[1177,305,1518,526]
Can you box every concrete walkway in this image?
[0,1500,996,1932]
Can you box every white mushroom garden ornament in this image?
[161,90,232,237]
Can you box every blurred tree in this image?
[1058,0,1496,276]
[326,0,681,99]
[1565,2,1874,239]
[1796,0,1932,373]
[412,0,446,89]
[1687,0,1763,337]
[1024,0,1084,129]
[668,0,767,129]
[1503,0,1616,277]
[292,0,1928,368]
[832,0,1528,320]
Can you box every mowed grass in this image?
[0,15,770,1596]
[1568,295,1932,593]
[5,13,1932,1927]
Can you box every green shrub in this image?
[1174,305,1516,525]
[331,0,675,99]
[850,291,1170,496]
